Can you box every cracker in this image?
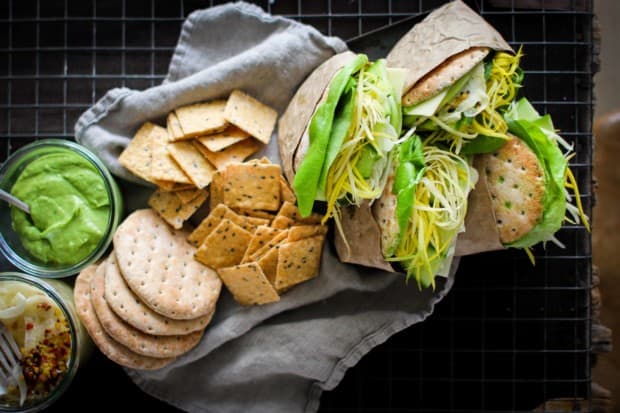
[187,204,230,246]
[155,181,194,192]
[148,189,208,229]
[242,225,283,262]
[168,141,216,188]
[196,125,250,152]
[280,176,296,204]
[91,258,204,358]
[74,263,174,370]
[105,252,214,336]
[118,122,156,183]
[287,225,328,242]
[224,90,277,144]
[210,170,224,209]
[274,235,324,292]
[483,137,545,243]
[216,263,280,306]
[222,163,281,211]
[174,100,228,138]
[271,215,295,230]
[167,112,186,141]
[194,218,253,269]
[247,230,289,262]
[193,139,260,170]
[231,208,275,221]
[150,125,192,184]
[113,209,222,320]
[175,188,206,204]
[257,246,280,285]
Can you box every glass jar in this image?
[0,140,123,278]
[0,272,91,412]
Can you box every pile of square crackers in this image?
[188,159,327,306]
[118,89,277,229]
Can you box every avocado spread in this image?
[10,149,111,265]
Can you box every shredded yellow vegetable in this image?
[426,48,524,153]
[385,145,475,288]
[323,66,394,223]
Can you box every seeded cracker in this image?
[210,170,224,209]
[168,141,216,188]
[257,246,280,285]
[148,189,208,229]
[150,125,193,184]
[223,163,281,211]
[247,230,289,263]
[217,263,280,306]
[242,225,283,262]
[91,259,204,359]
[192,139,260,170]
[118,122,156,183]
[271,215,295,230]
[155,181,194,192]
[280,176,296,204]
[175,188,206,204]
[174,100,228,138]
[105,252,214,336]
[287,225,328,242]
[224,90,277,144]
[167,112,186,141]
[194,218,253,269]
[187,204,230,246]
[74,263,174,370]
[275,235,324,292]
[196,125,250,152]
[232,208,275,221]
[113,209,222,320]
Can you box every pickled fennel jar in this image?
[0,273,91,412]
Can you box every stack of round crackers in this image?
[74,209,222,370]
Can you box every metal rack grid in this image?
[0,0,594,411]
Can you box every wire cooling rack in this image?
[0,1,594,412]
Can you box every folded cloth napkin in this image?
[75,3,458,412]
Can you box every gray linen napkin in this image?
[75,3,457,412]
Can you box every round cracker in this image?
[483,137,545,244]
[90,259,204,359]
[402,47,489,106]
[105,251,214,336]
[113,209,221,320]
[74,263,174,370]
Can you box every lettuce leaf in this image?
[293,54,368,217]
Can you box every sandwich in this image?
[278,52,407,225]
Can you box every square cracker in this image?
[195,219,252,269]
[167,112,186,141]
[155,180,194,192]
[175,188,206,204]
[222,163,281,211]
[257,247,279,285]
[280,176,296,204]
[118,122,156,183]
[167,141,216,189]
[274,235,324,292]
[196,125,250,152]
[247,230,289,263]
[271,215,295,230]
[174,100,228,138]
[287,225,328,242]
[193,139,260,171]
[150,126,192,184]
[217,263,279,306]
[148,189,207,229]
[188,203,230,246]
[224,90,277,144]
[210,170,224,209]
[242,225,283,262]
[232,208,275,221]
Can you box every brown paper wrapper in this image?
[334,201,395,272]
[386,0,513,97]
[455,156,504,256]
[277,51,356,183]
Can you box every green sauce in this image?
[10,150,111,265]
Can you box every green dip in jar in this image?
[10,149,111,266]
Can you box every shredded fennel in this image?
[385,145,475,289]
[324,64,400,223]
